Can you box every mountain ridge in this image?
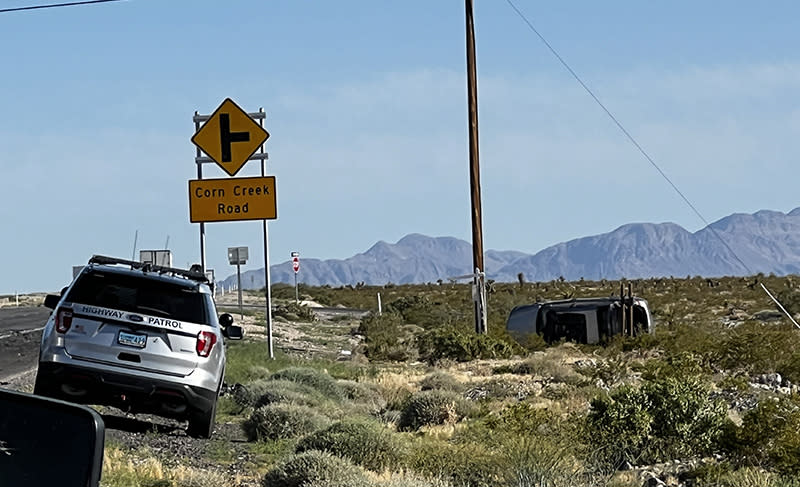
[220,208,800,290]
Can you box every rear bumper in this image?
[36,361,219,418]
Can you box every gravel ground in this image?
[103,413,261,486]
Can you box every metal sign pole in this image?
[236,261,244,320]
[259,109,275,359]
[194,112,206,274]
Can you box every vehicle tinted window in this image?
[66,272,208,324]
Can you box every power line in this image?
[0,0,124,14]
[503,0,753,275]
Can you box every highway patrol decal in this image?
[71,303,205,334]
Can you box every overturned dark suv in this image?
[34,255,243,438]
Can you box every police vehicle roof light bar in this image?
[88,255,209,283]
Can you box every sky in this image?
[3,0,800,293]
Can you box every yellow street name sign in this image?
[191,98,270,177]
[189,176,277,223]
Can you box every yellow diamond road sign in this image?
[191,98,269,177]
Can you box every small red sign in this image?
[292,256,300,273]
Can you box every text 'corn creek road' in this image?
[193,182,271,199]
[188,176,277,223]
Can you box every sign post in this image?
[192,99,275,359]
[291,251,300,304]
[228,247,248,320]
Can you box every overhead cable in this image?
[0,0,124,14]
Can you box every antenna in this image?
[164,235,170,250]
[131,230,138,261]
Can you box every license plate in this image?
[118,331,147,349]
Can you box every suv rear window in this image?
[66,271,208,324]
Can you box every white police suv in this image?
[34,255,243,438]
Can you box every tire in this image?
[33,370,54,398]
[186,398,217,439]
[187,370,223,439]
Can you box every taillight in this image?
[55,308,73,334]
[196,331,217,357]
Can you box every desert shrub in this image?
[500,436,587,487]
[386,295,462,329]
[451,403,587,486]
[504,352,585,384]
[585,385,652,469]
[398,390,470,431]
[483,402,558,435]
[263,450,371,487]
[337,380,387,413]
[231,379,270,408]
[375,474,452,487]
[248,365,272,380]
[723,396,800,476]
[243,403,330,442]
[359,312,420,361]
[230,377,323,409]
[776,290,800,317]
[381,409,403,425]
[577,357,630,387]
[273,302,317,322]
[418,327,518,363]
[586,374,728,469]
[691,465,800,487]
[419,371,465,393]
[296,419,402,472]
[251,379,325,409]
[406,439,502,487]
[643,375,728,456]
[639,352,710,380]
[510,331,548,352]
[718,373,750,392]
[711,323,796,374]
[270,367,344,400]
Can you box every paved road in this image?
[217,303,370,317]
[0,307,50,381]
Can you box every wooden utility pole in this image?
[465,0,487,334]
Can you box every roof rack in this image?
[88,255,209,283]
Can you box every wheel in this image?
[33,370,54,398]
[186,399,217,439]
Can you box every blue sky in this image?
[3,1,800,292]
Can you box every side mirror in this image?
[43,294,60,310]
[219,313,234,328]
[225,325,244,340]
[0,388,104,486]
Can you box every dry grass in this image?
[101,447,257,487]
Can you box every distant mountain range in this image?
[220,208,800,290]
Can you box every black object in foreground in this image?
[0,387,104,487]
